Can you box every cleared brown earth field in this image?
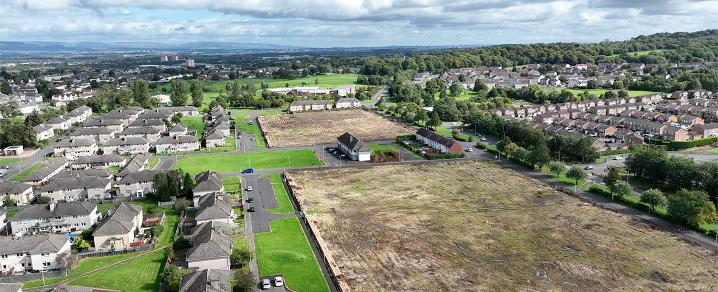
[257,109,414,147]
[287,161,718,291]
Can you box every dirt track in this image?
[258,109,414,148]
[288,161,718,291]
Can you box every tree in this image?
[449,82,463,97]
[0,82,11,95]
[36,196,51,204]
[496,137,512,153]
[547,161,566,177]
[667,189,717,228]
[528,142,551,168]
[190,79,203,108]
[426,111,441,130]
[602,167,624,188]
[71,237,91,251]
[4,197,17,207]
[473,79,487,92]
[170,80,188,106]
[0,118,37,148]
[182,172,194,200]
[641,189,667,213]
[130,79,153,108]
[566,167,587,186]
[608,180,632,200]
[231,247,252,268]
[232,269,254,292]
[163,265,191,292]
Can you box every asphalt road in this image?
[2,141,55,180]
[154,156,177,171]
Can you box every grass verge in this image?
[11,163,42,182]
[175,149,322,176]
[265,174,294,214]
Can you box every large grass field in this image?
[254,217,329,292]
[11,163,42,181]
[180,116,205,139]
[175,149,322,176]
[287,161,718,291]
[265,173,294,214]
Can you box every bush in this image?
[452,132,473,142]
[231,247,252,269]
[151,225,165,238]
[173,236,190,250]
[669,137,718,150]
[232,269,254,292]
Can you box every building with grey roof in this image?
[180,269,231,292]
[82,118,125,132]
[117,170,158,198]
[33,123,55,141]
[21,158,68,185]
[9,201,99,236]
[117,126,162,142]
[53,138,97,159]
[0,181,34,206]
[204,130,225,148]
[195,194,233,225]
[186,221,232,271]
[116,154,148,179]
[102,137,150,155]
[155,135,200,154]
[168,124,188,137]
[53,169,113,180]
[71,154,126,170]
[38,175,112,202]
[68,127,115,143]
[192,171,224,205]
[0,234,71,274]
[337,132,371,161]
[93,203,143,251]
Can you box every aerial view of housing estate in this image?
[1,1,718,291]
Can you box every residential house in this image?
[127,119,167,132]
[38,176,112,202]
[155,135,200,154]
[0,181,34,206]
[116,154,148,180]
[336,132,371,162]
[137,108,174,121]
[166,106,200,117]
[102,137,150,155]
[53,138,97,159]
[193,171,224,205]
[82,118,125,133]
[662,126,690,141]
[46,116,71,131]
[168,124,188,137]
[71,154,126,170]
[21,158,68,185]
[195,194,233,225]
[92,203,143,251]
[186,221,232,271]
[288,100,333,112]
[204,130,225,148]
[693,123,718,138]
[334,98,362,109]
[678,115,704,126]
[0,234,71,274]
[9,202,99,236]
[117,127,162,143]
[33,124,55,141]
[65,106,92,124]
[415,128,463,154]
[116,170,157,198]
[180,269,231,292]
[68,127,115,144]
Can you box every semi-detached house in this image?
[93,203,143,251]
[68,127,116,143]
[155,135,200,154]
[186,221,232,271]
[9,201,100,236]
[415,128,463,154]
[103,137,150,155]
[0,181,34,206]
[117,170,157,198]
[53,138,97,159]
[0,234,71,274]
[38,176,112,202]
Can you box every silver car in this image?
[261,278,271,290]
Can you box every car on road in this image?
[261,278,271,289]
[465,148,473,152]
[247,198,254,203]
[480,137,487,141]
[613,156,623,160]
[242,168,254,173]
[247,207,256,212]
[246,186,253,191]
[584,165,594,170]
[274,276,284,287]
[248,121,254,125]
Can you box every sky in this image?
[0,0,717,47]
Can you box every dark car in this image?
[247,198,254,203]
[247,207,255,212]
[242,168,255,174]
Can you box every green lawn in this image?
[68,250,166,292]
[540,166,585,187]
[22,252,143,288]
[265,174,294,214]
[180,116,205,139]
[368,143,399,154]
[175,149,322,176]
[254,217,329,292]
[433,89,480,101]
[11,163,42,181]
[258,108,287,117]
[223,176,242,194]
[147,157,159,169]
[0,157,24,165]
[435,126,453,138]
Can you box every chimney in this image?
[49,202,57,212]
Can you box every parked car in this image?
[248,121,254,125]
[274,276,284,287]
[261,278,271,289]
[584,165,594,170]
[247,207,256,212]
[465,148,473,152]
[613,156,623,160]
[246,186,253,191]
[480,137,487,141]
[242,168,254,173]
[247,198,254,203]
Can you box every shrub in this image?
[173,236,190,250]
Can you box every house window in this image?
[16,253,22,257]
[43,262,51,267]
[0,255,6,258]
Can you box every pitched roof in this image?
[180,269,231,292]
[156,135,198,145]
[11,202,97,221]
[73,154,125,165]
[22,158,68,182]
[195,194,232,222]
[169,124,187,132]
[54,169,112,179]
[0,234,69,254]
[186,222,232,262]
[93,203,142,236]
[128,119,165,127]
[337,132,369,152]
[116,154,148,178]
[55,138,96,148]
[103,137,149,146]
[117,170,158,184]
[193,171,223,193]
[0,181,32,195]
[118,127,162,136]
[416,128,461,149]
[33,124,53,133]
[39,176,111,192]
[69,127,114,137]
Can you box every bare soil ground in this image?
[287,161,718,291]
[258,109,414,147]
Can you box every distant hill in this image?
[0,41,306,53]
